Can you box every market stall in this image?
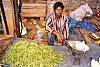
[0,0,100,67]
[0,36,100,67]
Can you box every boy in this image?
[46,2,69,45]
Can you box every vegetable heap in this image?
[1,41,63,67]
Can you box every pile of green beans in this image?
[1,41,64,67]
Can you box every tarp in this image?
[68,16,96,32]
[67,16,96,41]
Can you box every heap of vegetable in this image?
[1,41,64,67]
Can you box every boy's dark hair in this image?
[54,2,64,10]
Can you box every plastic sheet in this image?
[1,38,100,67]
[52,44,100,67]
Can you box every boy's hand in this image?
[52,31,63,43]
[56,33,63,43]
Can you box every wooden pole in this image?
[1,0,15,35]
[0,0,9,34]
[13,0,21,37]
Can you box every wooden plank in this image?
[95,32,100,36]
[0,35,13,41]
[22,3,46,7]
[35,1,46,3]
[88,17,100,25]
[83,35,94,44]
[2,0,14,35]
[21,9,45,14]
[0,35,13,57]
[1,14,7,35]
[21,14,45,17]
[78,28,93,35]
[21,3,46,17]
[78,28,94,44]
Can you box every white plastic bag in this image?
[67,41,89,53]
[91,58,100,67]
[69,3,93,21]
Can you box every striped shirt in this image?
[46,14,69,39]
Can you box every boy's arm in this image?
[52,31,62,42]
[66,17,69,38]
[46,17,55,34]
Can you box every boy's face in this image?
[54,7,63,17]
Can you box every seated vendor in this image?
[46,2,69,45]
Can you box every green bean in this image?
[1,41,64,67]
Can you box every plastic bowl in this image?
[37,33,43,39]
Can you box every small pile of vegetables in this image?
[1,41,64,67]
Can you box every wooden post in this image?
[1,0,15,35]
[13,0,21,37]
[1,14,7,35]
[1,0,9,35]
